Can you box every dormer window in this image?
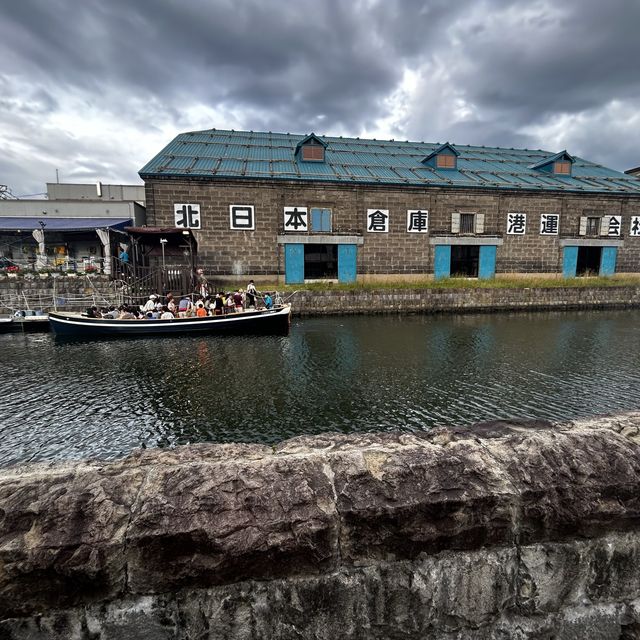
[301,140,325,162]
[530,151,574,176]
[295,133,327,163]
[422,142,459,171]
[436,154,456,169]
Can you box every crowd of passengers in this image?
[86,281,275,320]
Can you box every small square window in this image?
[437,154,456,169]
[554,161,571,174]
[302,145,325,162]
[311,208,332,232]
[586,217,600,236]
[460,213,475,233]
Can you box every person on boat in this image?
[246,280,257,308]
[233,289,244,312]
[213,292,224,316]
[103,305,119,319]
[166,294,177,315]
[264,292,273,309]
[178,295,193,317]
[119,305,137,320]
[225,293,235,314]
[86,306,101,318]
[160,306,174,320]
[141,294,158,313]
[195,301,207,318]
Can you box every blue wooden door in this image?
[562,246,578,278]
[433,245,451,279]
[285,244,304,284]
[600,247,617,276]
[338,244,357,283]
[478,245,497,279]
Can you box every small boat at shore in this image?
[0,315,51,333]
[48,304,292,337]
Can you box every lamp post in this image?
[160,238,167,270]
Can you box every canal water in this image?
[1,309,639,467]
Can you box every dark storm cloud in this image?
[1,0,465,132]
[449,2,640,125]
[1,0,639,193]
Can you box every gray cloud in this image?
[1,0,639,194]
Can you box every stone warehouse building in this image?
[139,129,640,284]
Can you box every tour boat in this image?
[48,304,292,338]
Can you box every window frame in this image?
[301,143,325,162]
[310,207,332,233]
[436,154,456,169]
[460,213,475,234]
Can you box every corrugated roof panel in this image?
[192,158,219,171]
[272,162,299,175]
[298,162,335,176]
[391,167,419,180]
[246,161,271,174]
[342,165,372,178]
[165,157,194,170]
[367,166,403,180]
[218,159,244,172]
[246,146,271,160]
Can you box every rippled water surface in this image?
[1,310,640,466]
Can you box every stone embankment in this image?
[292,285,640,315]
[2,413,640,638]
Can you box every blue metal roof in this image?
[139,129,640,195]
[0,217,132,231]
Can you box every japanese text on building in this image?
[540,214,559,235]
[174,203,201,229]
[229,205,255,230]
[407,209,428,233]
[507,212,526,235]
[283,207,308,232]
[367,209,389,233]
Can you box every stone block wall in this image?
[2,414,640,638]
[290,285,640,316]
[145,178,640,278]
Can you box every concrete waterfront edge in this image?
[2,413,640,638]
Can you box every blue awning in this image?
[0,217,132,231]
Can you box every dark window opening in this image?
[451,245,479,278]
[304,244,337,279]
[576,246,602,276]
[586,217,600,236]
[460,213,475,234]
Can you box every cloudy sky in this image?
[2,0,639,196]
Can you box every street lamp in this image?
[159,238,167,270]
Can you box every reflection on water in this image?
[1,309,639,467]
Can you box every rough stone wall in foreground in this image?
[2,414,640,638]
